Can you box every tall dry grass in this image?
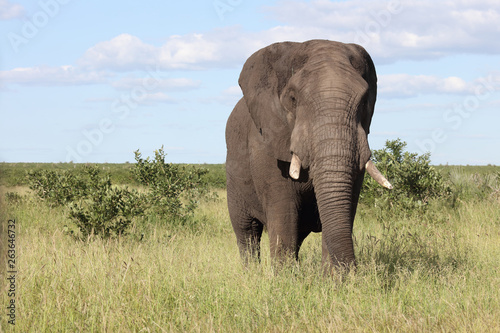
[1,178,499,331]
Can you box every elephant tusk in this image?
[365,160,393,189]
[290,153,301,180]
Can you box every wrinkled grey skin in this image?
[225,40,378,270]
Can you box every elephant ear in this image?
[345,43,378,170]
[239,42,307,162]
[346,43,377,134]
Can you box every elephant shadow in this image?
[277,160,309,183]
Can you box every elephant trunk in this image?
[313,167,357,267]
[308,96,362,268]
[289,67,390,267]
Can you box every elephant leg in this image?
[227,173,264,263]
[243,218,264,262]
[266,208,301,263]
[231,214,264,263]
[268,228,309,262]
[296,231,311,260]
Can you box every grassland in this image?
[1,164,499,332]
[0,162,227,188]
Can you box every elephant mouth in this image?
[289,153,393,189]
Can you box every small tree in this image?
[26,148,212,239]
[68,166,144,238]
[132,147,209,224]
[26,169,88,206]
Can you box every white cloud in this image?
[78,27,309,72]
[111,77,201,91]
[140,92,176,105]
[378,73,500,98]
[200,85,242,106]
[4,1,500,95]
[223,85,242,96]
[78,30,261,71]
[219,85,243,105]
[0,0,24,20]
[76,0,500,73]
[0,65,111,86]
[83,92,177,106]
[159,33,219,69]
[0,64,201,92]
[77,34,159,71]
[266,0,500,62]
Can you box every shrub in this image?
[361,139,450,214]
[25,147,217,238]
[68,166,144,238]
[26,169,88,206]
[132,147,210,225]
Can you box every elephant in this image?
[225,40,392,270]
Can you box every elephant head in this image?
[239,40,391,266]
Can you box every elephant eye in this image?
[281,88,298,113]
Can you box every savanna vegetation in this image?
[1,141,499,332]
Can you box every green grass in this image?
[0,162,138,187]
[1,165,500,331]
[435,164,500,175]
[0,162,226,188]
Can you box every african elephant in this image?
[225,40,391,270]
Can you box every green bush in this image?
[361,139,450,214]
[133,147,211,224]
[25,148,214,239]
[68,166,144,238]
[26,169,88,206]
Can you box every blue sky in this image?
[1,0,499,164]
